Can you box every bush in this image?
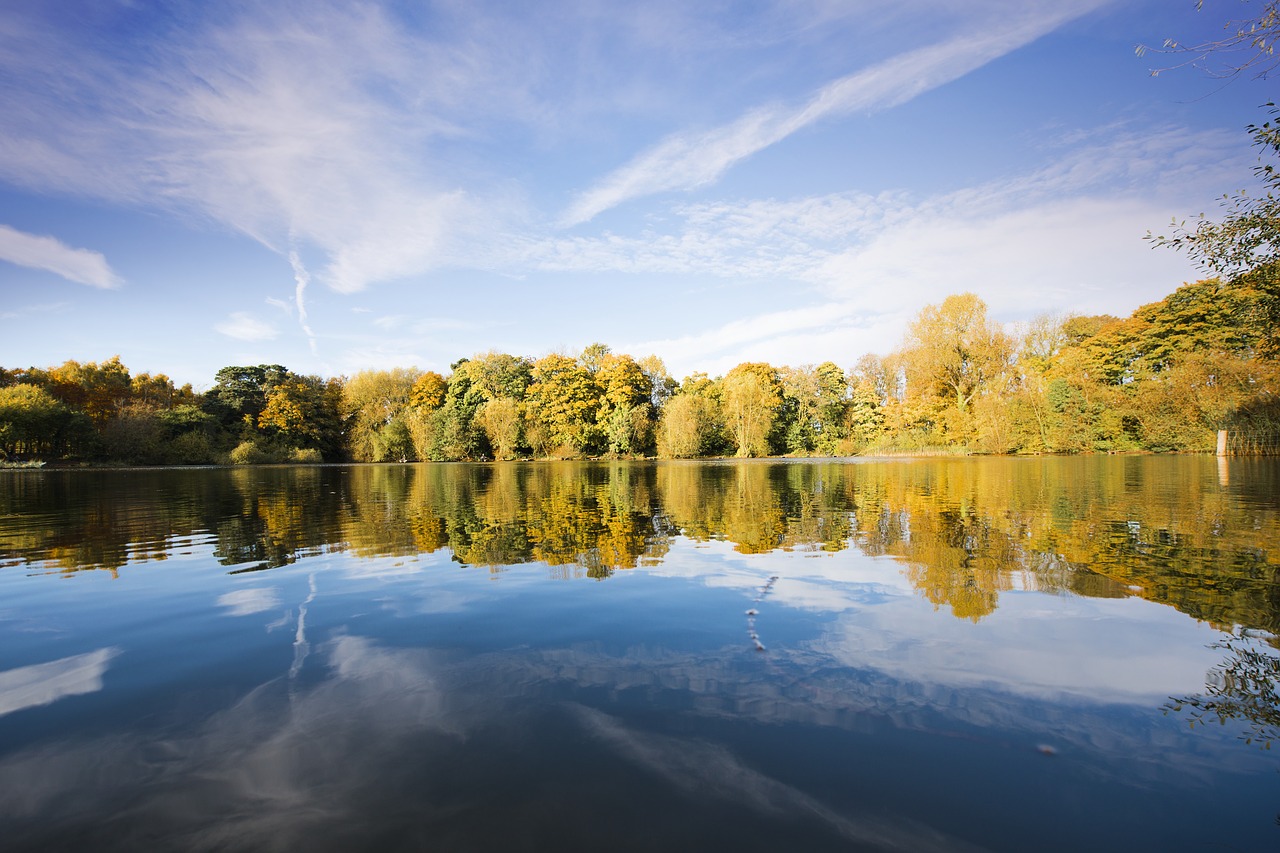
[229,440,269,465]
[165,431,216,465]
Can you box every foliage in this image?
[721,362,783,457]
[657,389,723,458]
[202,364,290,431]
[0,384,84,458]
[901,293,1011,425]
[1149,100,1280,356]
[411,371,448,410]
[597,353,655,455]
[5,269,1277,465]
[478,397,522,460]
[1139,1,1280,81]
[342,368,421,462]
[525,353,602,457]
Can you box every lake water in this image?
[1,456,1278,851]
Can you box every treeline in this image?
[1,275,1277,465]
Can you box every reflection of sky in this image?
[646,537,1223,705]
[217,587,281,616]
[2,534,1277,852]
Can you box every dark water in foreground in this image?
[1,456,1279,852]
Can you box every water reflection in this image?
[3,457,1280,850]
[1166,629,1280,750]
[3,458,1278,631]
[0,648,119,718]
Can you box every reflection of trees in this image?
[216,467,339,569]
[2,458,1279,633]
[840,458,1280,629]
[657,462,852,555]
[1166,629,1280,750]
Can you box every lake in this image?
[1,456,1278,851]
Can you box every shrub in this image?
[229,440,268,465]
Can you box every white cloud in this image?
[535,126,1238,373]
[216,312,279,341]
[0,223,121,288]
[0,2,514,296]
[560,0,1109,225]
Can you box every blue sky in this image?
[0,0,1273,388]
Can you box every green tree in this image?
[203,365,290,432]
[1149,99,1280,356]
[426,360,489,460]
[470,351,533,401]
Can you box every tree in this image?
[203,365,290,431]
[721,362,783,457]
[410,371,448,410]
[845,380,884,448]
[656,391,720,458]
[0,384,80,458]
[525,353,602,456]
[578,342,612,375]
[469,351,533,401]
[597,353,655,455]
[47,356,133,424]
[1142,2,1280,355]
[638,354,676,412]
[258,375,342,457]
[478,397,522,460]
[899,293,1012,436]
[777,362,848,455]
[1150,107,1280,355]
[342,368,421,462]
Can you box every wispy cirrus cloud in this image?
[0,224,121,288]
[588,125,1240,375]
[559,0,1109,226]
[0,2,512,296]
[216,312,279,342]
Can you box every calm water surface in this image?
[1,457,1279,851]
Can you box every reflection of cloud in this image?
[0,647,120,717]
[572,704,982,852]
[217,587,281,617]
[818,592,1222,704]
[0,636,459,848]
[645,539,1222,706]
